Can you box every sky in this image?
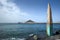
[0,0,60,23]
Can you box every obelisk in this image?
[46,3,53,36]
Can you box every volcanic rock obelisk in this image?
[46,3,53,36]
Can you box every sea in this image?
[0,23,60,40]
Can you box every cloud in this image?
[0,0,30,23]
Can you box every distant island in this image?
[25,20,35,23]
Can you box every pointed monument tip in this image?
[48,2,51,8]
[48,3,50,6]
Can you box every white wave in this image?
[1,38,25,40]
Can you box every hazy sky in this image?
[0,0,60,23]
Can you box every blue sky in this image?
[0,0,60,23]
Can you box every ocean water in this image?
[0,23,60,40]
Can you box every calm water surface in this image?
[0,23,60,40]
